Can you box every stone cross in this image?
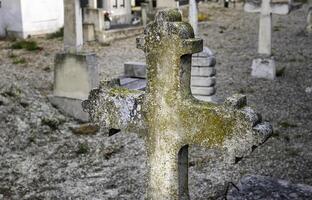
[83,9,272,199]
[244,0,290,55]
[64,0,83,53]
[189,0,199,36]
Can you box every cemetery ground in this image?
[0,2,311,200]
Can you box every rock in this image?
[227,175,312,200]
[305,87,312,94]
[0,95,10,106]
[70,123,100,135]
[41,116,66,130]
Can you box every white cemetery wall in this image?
[20,0,64,38]
[0,0,23,37]
[0,0,64,38]
[102,0,132,25]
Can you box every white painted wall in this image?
[0,0,23,37]
[0,0,64,38]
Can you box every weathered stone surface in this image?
[53,52,99,100]
[82,81,146,133]
[84,9,272,199]
[227,175,312,200]
[251,58,276,80]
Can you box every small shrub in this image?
[279,121,298,128]
[198,13,211,22]
[12,58,27,64]
[11,40,40,51]
[76,143,89,155]
[47,27,64,39]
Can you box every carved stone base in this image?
[251,58,276,80]
[48,96,89,122]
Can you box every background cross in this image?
[244,0,290,55]
[83,9,272,200]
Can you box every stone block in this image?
[192,56,216,67]
[193,95,219,103]
[191,77,216,87]
[83,24,95,42]
[191,66,216,77]
[83,8,104,32]
[48,96,89,122]
[53,52,99,100]
[124,62,147,78]
[251,58,276,80]
[227,175,312,200]
[191,86,216,96]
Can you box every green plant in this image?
[11,40,40,51]
[76,143,89,155]
[12,58,27,64]
[47,27,64,39]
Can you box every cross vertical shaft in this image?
[83,9,273,200]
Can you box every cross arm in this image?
[183,94,272,163]
[82,80,147,135]
[244,1,261,13]
[271,3,290,15]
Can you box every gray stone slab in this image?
[119,77,146,91]
[192,56,216,67]
[251,58,276,80]
[191,67,216,77]
[193,95,220,103]
[192,47,213,58]
[191,86,216,96]
[48,96,89,122]
[227,175,312,200]
[124,62,147,78]
[191,77,216,87]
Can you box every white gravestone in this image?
[245,0,290,79]
[50,0,99,121]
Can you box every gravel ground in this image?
[0,2,311,199]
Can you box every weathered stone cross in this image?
[244,0,290,55]
[83,9,272,199]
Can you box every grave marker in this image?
[244,0,290,55]
[49,0,99,121]
[244,0,291,79]
[83,9,272,199]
